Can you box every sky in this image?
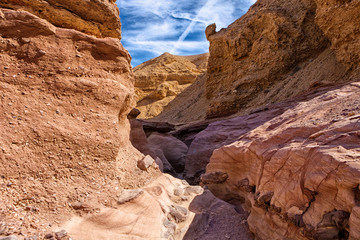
[116,0,256,66]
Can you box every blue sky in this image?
[116,0,256,66]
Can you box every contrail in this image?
[171,0,216,54]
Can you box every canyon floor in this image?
[1,0,360,239]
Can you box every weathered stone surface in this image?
[0,0,121,38]
[134,52,208,119]
[315,0,360,70]
[148,133,189,173]
[63,174,203,240]
[185,102,287,184]
[204,83,360,239]
[137,155,155,171]
[117,189,144,204]
[153,73,209,125]
[205,0,351,118]
[0,8,160,237]
[184,189,253,240]
[129,119,158,159]
[0,236,20,240]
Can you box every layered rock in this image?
[63,174,204,240]
[205,0,353,118]
[184,102,288,184]
[204,82,360,239]
[134,52,208,119]
[153,73,209,125]
[0,0,121,38]
[0,8,159,238]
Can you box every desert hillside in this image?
[134,52,208,119]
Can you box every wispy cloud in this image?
[117,0,255,66]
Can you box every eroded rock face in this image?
[204,82,360,239]
[205,0,353,118]
[0,0,121,38]
[148,133,189,173]
[184,189,253,240]
[315,0,360,70]
[0,8,160,237]
[153,73,209,125]
[63,174,204,240]
[134,52,209,119]
[184,103,288,184]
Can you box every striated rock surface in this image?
[184,104,288,184]
[134,52,208,119]
[63,174,204,240]
[0,0,121,38]
[205,0,357,118]
[204,82,360,239]
[0,8,160,238]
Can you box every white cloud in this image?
[117,0,255,65]
[126,40,209,56]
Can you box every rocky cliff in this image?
[0,0,121,38]
[205,0,359,119]
[134,52,208,119]
[0,6,161,238]
[187,1,360,239]
[204,82,360,239]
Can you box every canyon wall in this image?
[0,0,121,38]
[204,0,358,119]
[204,82,360,239]
[195,0,360,239]
[0,5,160,238]
[134,52,208,120]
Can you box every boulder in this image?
[148,133,188,173]
[205,82,360,239]
[137,155,155,171]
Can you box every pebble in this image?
[137,155,154,171]
[173,188,184,196]
[117,189,144,204]
[55,229,67,240]
[44,233,54,239]
[38,50,46,55]
[169,205,188,223]
[0,236,19,240]
[24,236,37,240]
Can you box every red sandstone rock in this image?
[0,8,160,237]
[204,82,360,239]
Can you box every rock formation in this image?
[204,82,360,239]
[153,73,209,125]
[63,174,204,240]
[0,0,121,38]
[205,0,355,118]
[0,7,160,238]
[315,0,360,70]
[2,0,360,239]
[184,189,253,240]
[134,52,208,119]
